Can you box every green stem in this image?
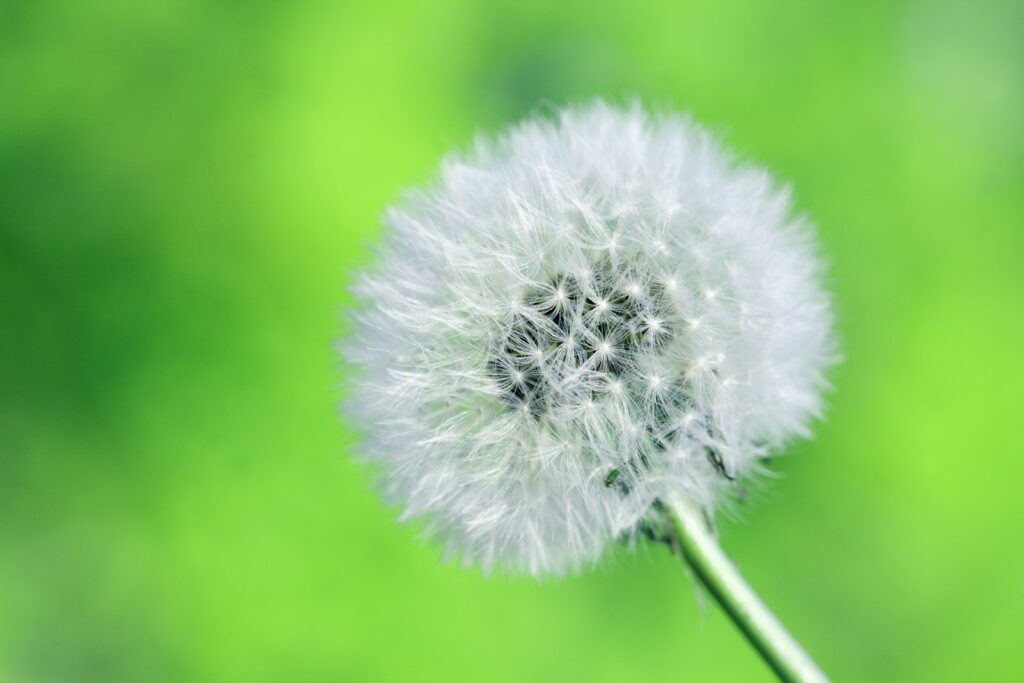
[666,495,829,683]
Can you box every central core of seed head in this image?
[487,260,676,417]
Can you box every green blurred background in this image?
[2,0,1022,680]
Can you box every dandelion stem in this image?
[666,495,828,683]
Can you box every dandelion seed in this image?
[343,101,835,577]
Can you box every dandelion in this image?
[343,101,835,681]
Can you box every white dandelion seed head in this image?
[344,101,835,576]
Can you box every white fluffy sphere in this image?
[344,101,834,575]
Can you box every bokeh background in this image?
[2,0,1023,681]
